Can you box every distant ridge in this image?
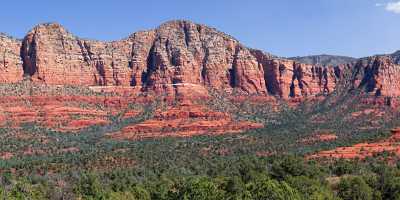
[391,50,400,64]
[289,55,357,66]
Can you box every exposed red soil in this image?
[22,148,46,156]
[107,103,263,140]
[1,104,110,131]
[308,128,400,160]
[0,152,13,160]
[349,108,385,118]
[0,95,142,132]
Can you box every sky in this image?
[0,0,399,58]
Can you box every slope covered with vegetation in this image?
[0,81,399,199]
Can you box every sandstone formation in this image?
[351,56,400,98]
[0,20,399,102]
[0,34,23,83]
[21,23,139,86]
[0,20,346,99]
[253,55,340,98]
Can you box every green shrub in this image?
[337,176,373,200]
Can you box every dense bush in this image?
[3,155,400,199]
[337,176,373,200]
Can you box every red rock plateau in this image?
[107,103,264,140]
[309,128,400,160]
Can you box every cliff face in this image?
[0,20,399,100]
[21,23,140,86]
[351,56,400,98]
[253,55,340,98]
[18,21,268,97]
[15,20,338,98]
[0,34,23,83]
[137,21,265,97]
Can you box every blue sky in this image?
[0,0,399,58]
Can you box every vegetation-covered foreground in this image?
[0,84,400,199]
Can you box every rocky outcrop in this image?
[0,34,23,83]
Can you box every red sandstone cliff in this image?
[351,56,400,97]
[0,20,399,100]
[13,20,340,98]
[0,34,23,83]
[21,23,140,86]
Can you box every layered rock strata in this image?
[0,20,399,101]
[1,21,342,99]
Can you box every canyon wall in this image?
[0,20,399,100]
